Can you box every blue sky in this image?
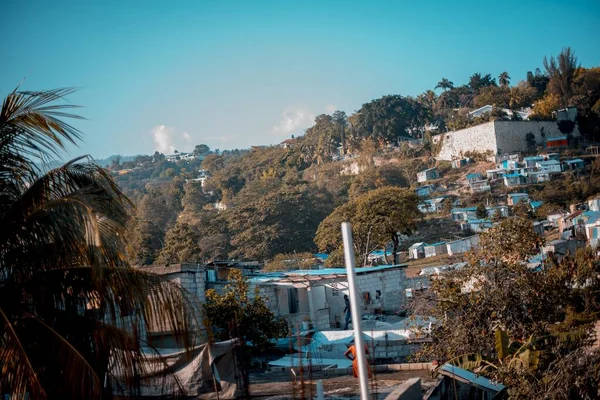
[1,0,599,159]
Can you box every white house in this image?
[424,242,448,258]
[418,197,446,214]
[446,235,480,256]
[417,167,439,183]
[408,242,427,259]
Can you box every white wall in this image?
[435,122,498,161]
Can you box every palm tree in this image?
[0,88,200,399]
[499,71,511,87]
[435,78,454,92]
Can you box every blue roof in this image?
[504,173,523,178]
[313,253,329,260]
[466,219,492,224]
[565,158,584,164]
[524,156,544,161]
[537,160,560,165]
[530,201,543,208]
[508,193,528,197]
[547,135,567,141]
[466,173,481,179]
[249,264,407,283]
[452,207,478,212]
[440,364,506,392]
[426,242,446,246]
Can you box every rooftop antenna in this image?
[341,222,371,400]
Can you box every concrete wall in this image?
[435,120,580,161]
[434,122,497,161]
[494,120,579,155]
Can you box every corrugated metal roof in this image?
[439,364,506,392]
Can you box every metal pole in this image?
[341,222,370,400]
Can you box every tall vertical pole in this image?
[341,222,370,400]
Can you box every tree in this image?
[264,252,318,271]
[332,110,348,155]
[435,78,454,92]
[498,71,511,87]
[193,144,210,156]
[156,222,203,264]
[415,218,600,398]
[531,93,561,120]
[315,187,421,266]
[469,73,497,92]
[0,88,199,398]
[544,47,580,107]
[476,203,488,219]
[204,270,288,352]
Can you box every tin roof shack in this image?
[535,159,562,174]
[547,209,569,227]
[486,205,509,219]
[451,207,478,222]
[418,197,446,214]
[446,235,479,256]
[417,167,439,183]
[588,197,600,212]
[465,173,482,184]
[249,265,407,330]
[416,184,436,198]
[451,158,471,169]
[486,168,507,181]
[524,155,545,168]
[543,239,586,262]
[558,210,585,239]
[470,179,491,193]
[408,242,427,259]
[426,364,506,400]
[461,219,493,233]
[530,200,544,213]
[546,135,568,149]
[424,242,448,258]
[507,192,529,206]
[503,173,527,187]
[529,171,551,184]
[497,158,520,170]
[563,158,585,171]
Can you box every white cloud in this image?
[151,125,193,154]
[272,106,316,137]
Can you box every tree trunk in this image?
[392,232,400,265]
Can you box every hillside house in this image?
[499,159,521,170]
[418,197,446,213]
[470,180,491,193]
[446,235,480,256]
[536,160,562,173]
[451,158,471,168]
[416,184,435,198]
[546,135,568,149]
[507,193,529,205]
[545,153,560,161]
[466,173,482,183]
[486,205,510,218]
[467,104,531,120]
[503,173,527,187]
[563,158,585,171]
[424,242,448,258]
[547,209,569,227]
[529,171,551,184]
[486,168,507,180]
[461,219,493,233]
[417,167,439,183]
[408,242,427,259]
[451,207,478,222]
[543,239,586,261]
[558,210,585,239]
[588,197,600,212]
[249,265,407,329]
[524,156,544,168]
[530,201,544,213]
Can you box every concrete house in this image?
[424,242,448,258]
[466,173,482,183]
[470,180,491,193]
[543,239,586,261]
[507,193,529,206]
[536,159,562,173]
[417,167,439,183]
[486,205,510,218]
[451,158,471,169]
[524,156,545,168]
[408,242,427,259]
[529,171,551,184]
[588,197,600,212]
[503,173,527,187]
[547,209,569,227]
[446,235,480,256]
[249,265,407,330]
[418,197,446,214]
[461,219,493,233]
[451,207,478,222]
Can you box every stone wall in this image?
[434,122,498,161]
[494,120,579,155]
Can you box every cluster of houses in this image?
[492,153,584,188]
[408,235,480,260]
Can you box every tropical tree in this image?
[0,88,199,399]
[544,47,580,107]
[498,71,511,87]
[332,110,348,155]
[435,78,454,92]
